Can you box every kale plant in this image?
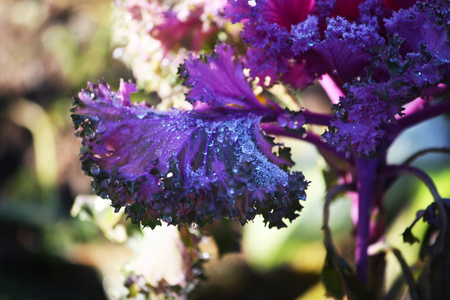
[71,0,450,298]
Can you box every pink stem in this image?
[318,74,345,105]
[396,97,427,120]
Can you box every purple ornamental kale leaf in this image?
[292,16,385,86]
[71,80,308,229]
[324,1,450,156]
[225,0,314,85]
[262,0,315,31]
[325,93,401,155]
[385,1,450,62]
[384,0,450,86]
[179,44,266,109]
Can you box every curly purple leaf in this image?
[71,80,308,229]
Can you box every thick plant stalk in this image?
[355,158,379,284]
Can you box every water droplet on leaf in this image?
[96,122,106,133]
[85,128,95,139]
[90,165,100,175]
[231,133,238,142]
[136,111,147,119]
[242,141,255,154]
[163,213,173,223]
[277,114,289,127]
[113,96,122,107]
[336,107,346,118]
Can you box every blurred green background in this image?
[1,0,450,299]
[0,0,130,298]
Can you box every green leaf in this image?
[321,253,344,300]
[321,244,374,300]
[391,248,421,300]
[321,167,339,192]
[419,225,437,261]
[418,204,450,299]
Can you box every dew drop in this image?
[82,90,93,100]
[113,96,122,107]
[243,154,254,162]
[247,183,256,191]
[242,141,255,154]
[136,111,147,119]
[217,134,224,143]
[332,69,338,75]
[277,114,289,127]
[90,164,100,175]
[96,122,106,133]
[85,127,95,139]
[232,166,239,174]
[236,186,245,195]
[163,213,173,223]
[288,120,302,129]
[336,107,346,118]
[231,133,238,142]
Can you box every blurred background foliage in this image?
[1,0,450,299]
